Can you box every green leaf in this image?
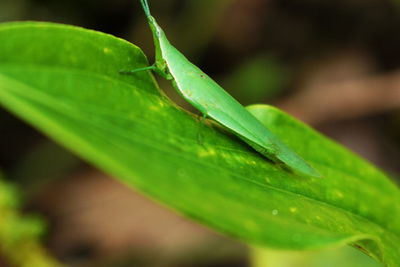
[0,22,399,266]
[252,246,382,267]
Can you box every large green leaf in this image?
[0,22,399,266]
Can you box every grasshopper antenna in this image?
[140,0,151,17]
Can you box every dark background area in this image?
[1,0,399,266]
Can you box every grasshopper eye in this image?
[155,27,163,38]
[148,17,163,38]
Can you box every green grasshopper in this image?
[125,0,320,178]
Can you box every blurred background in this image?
[1,0,400,266]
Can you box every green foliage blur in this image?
[0,176,61,266]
